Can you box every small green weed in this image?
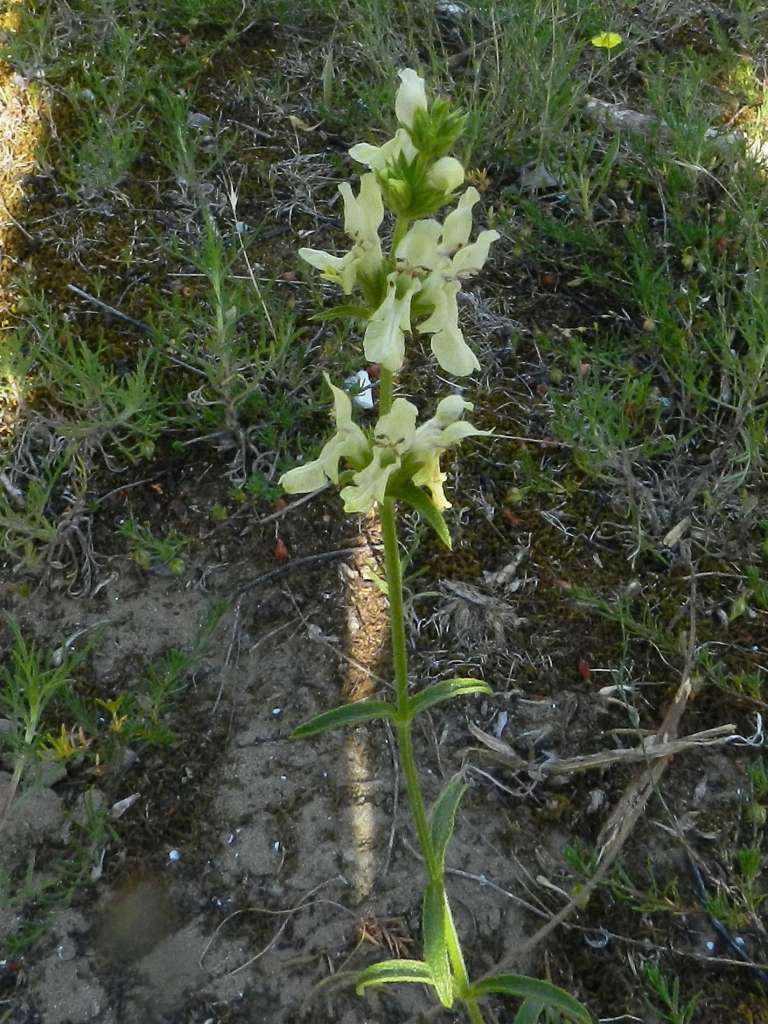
[0,469,62,569]
[703,849,766,930]
[59,25,151,196]
[1,789,116,955]
[643,964,700,1024]
[609,864,684,916]
[0,617,84,820]
[117,518,188,575]
[568,585,677,656]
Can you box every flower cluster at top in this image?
[299,68,499,378]
[280,69,497,523]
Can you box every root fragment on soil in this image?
[199,875,353,978]
[468,721,736,778]
[234,545,374,595]
[65,283,152,334]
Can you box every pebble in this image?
[56,939,76,962]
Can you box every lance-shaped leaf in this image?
[468,976,592,1023]
[311,303,371,322]
[429,781,466,875]
[408,677,492,719]
[291,700,393,740]
[514,999,545,1024]
[389,479,452,548]
[355,959,435,995]
[423,881,453,1007]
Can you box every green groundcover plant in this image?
[280,68,592,1024]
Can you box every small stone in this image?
[187,111,211,128]
[57,939,76,962]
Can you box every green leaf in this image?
[409,678,492,719]
[291,700,393,739]
[355,959,435,995]
[514,999,544,1024]
[423,881,453,1008]
[430,782,467,874]
[389,481,452,549]
[469,976,592,1023]
[311,304,371,322]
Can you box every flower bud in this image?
[428,156,465,194]
[395,68,428,129]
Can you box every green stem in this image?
[445,899,483,1021]
[380,495,485,1023]
[391,213,410,257]
[377,219,482,1019]
[464,997,486,1024]
[379,366,394,416]
[381,497,435,871]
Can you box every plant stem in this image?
[380,497,436,869]
[391,214,410,257]
[379,366,394,416]
[377,208,484,1024]
[380,495,485,1023]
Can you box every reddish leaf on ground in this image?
[501,508,523,527]
[273,537,289,561]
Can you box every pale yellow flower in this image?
[395,67,428,129]
[363,273,421,372]
[339,395,487,514]
[409,395,488,509]
[340,448,397,513]
[395,186,499,376]
[427,156,465,194]
[348,128,418,172]
[418,278,479,376]
[298,173,384,293]
[279,376,369,493]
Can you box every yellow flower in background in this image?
[43,724,90,762]
[591,31,623,49]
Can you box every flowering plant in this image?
[280,69,591,1024]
